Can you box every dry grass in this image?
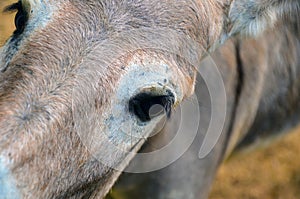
[1,1,300,198]
[209,128,300,199]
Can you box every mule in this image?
[0,0,299,198]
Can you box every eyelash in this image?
[4,1,28,34]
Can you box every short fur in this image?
[0,0,299,198]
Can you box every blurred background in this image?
[0,1,15,46]
[1,1,300,198]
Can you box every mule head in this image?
[0,0,298,198]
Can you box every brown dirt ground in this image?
[1,1,300,198]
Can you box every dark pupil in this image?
[15,6,27,34]
[5,1,29,34]
[129,93,175,122]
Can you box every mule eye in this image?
[4,1,28,34]
[15,7,27,33]
[129,92,175,122]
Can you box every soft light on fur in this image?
[0,0,299,198]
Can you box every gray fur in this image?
[0,0,299,198]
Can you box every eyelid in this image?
[4,1,22,12]
[3,1,30,14]
[4,1,30,35]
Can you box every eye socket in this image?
[129,92,175,122]
[4,1,29,34]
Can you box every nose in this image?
[129,91,175,122]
